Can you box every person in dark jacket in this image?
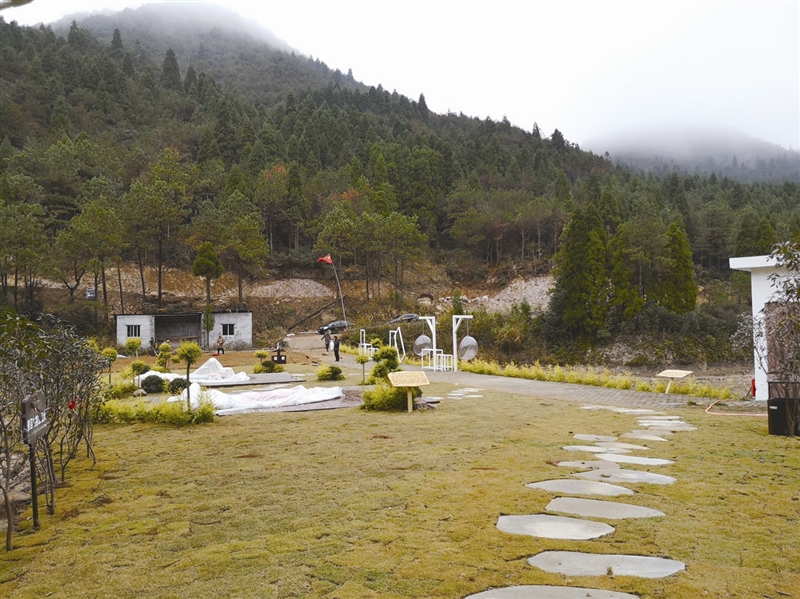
[333,335,340,362]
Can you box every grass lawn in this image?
[2,358,799,598]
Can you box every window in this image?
[222,324,234,336]
[126,325,141,338]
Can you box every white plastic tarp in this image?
[169,383,344,415]
[136,357,250,386]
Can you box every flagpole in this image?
[319,254,346,324]
[331,260,347,324]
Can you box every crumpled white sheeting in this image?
[136,357,250,386]
[169,382,344,415]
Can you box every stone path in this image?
[525,480,633,496]
[527,552,686,578]
[463,389,696,598]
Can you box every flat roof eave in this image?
[729,254,777,271]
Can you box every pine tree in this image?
[110,28,123,61]
[609,226,644,323]
[417,93,429,122]
[183,64,197,95]
[192,241,224,304]
[547,207,609,341]
[655,221,697,314]
[49,95,72,138]
[160,48,182,93]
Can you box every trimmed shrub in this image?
[368,346,400,383]
[131,360,150,376]
[95,398,215,425]
[317,365,344,381]
[253,361,285,374]
[362,383,421,411]
[141,374,167,394]
[168,377,189,394]
[108,381,138,399]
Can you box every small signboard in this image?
[656,370,693,394]
[388,371,430,413]
[387,371,430,388]
[21,391,48,444]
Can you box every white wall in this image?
[115,315,155,350]
[117,312,253,351]
[207,312,253,350]
[729,255,786,400]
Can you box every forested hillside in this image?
[1,5,798,361]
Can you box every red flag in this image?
[317,254,333,265]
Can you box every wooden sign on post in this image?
[388,371,430,413]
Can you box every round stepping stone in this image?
[526,479,633,496]
[574,434,617,442]
[528,551,686,579]
[574,470,676,485]
[465,585,640,598]
[613,408,659,414]
[596,454,675,466]
[562,445,631,454]
[596,441,650,451]
[621,432,670,442]
[557,460,621,470]
[638,422,694,430]
[630,429,673,437]
[646,425,697,432]
[546,497,665,519]
[464,394,484,398]
[643,416,682,420]
[637,421,686,427]
[496,515,614,540]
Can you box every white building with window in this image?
[114,311,253,351]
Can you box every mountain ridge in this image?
[585,125,799,183]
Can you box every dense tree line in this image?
[1,13,799,351]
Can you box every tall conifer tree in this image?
[160,48,182,93]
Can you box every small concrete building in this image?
[729,254,787,401]
[115,311,252,351]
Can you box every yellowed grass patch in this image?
[2,384,797,598]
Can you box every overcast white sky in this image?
[5,0,799,150]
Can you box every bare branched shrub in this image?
[0,312,105,551]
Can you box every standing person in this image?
[322,330,331,354]
[216,334,225,355]
[333,335,340,362]
[149,337,157,356]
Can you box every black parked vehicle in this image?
[317,320,354,335]
[387,313,419,324]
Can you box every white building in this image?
[114,312,252,351]
[729,254,787,401]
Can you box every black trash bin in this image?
[767,398,800,436]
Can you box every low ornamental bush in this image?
[253,361,284,374]
[141,374,167,394]
[168,377,189,394]
[362,383,421,411]
[316,365,344,381]
[107,381,138,399]
[95,399,215,425]
[131,360,150,376]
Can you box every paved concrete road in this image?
[291,334,765,412]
